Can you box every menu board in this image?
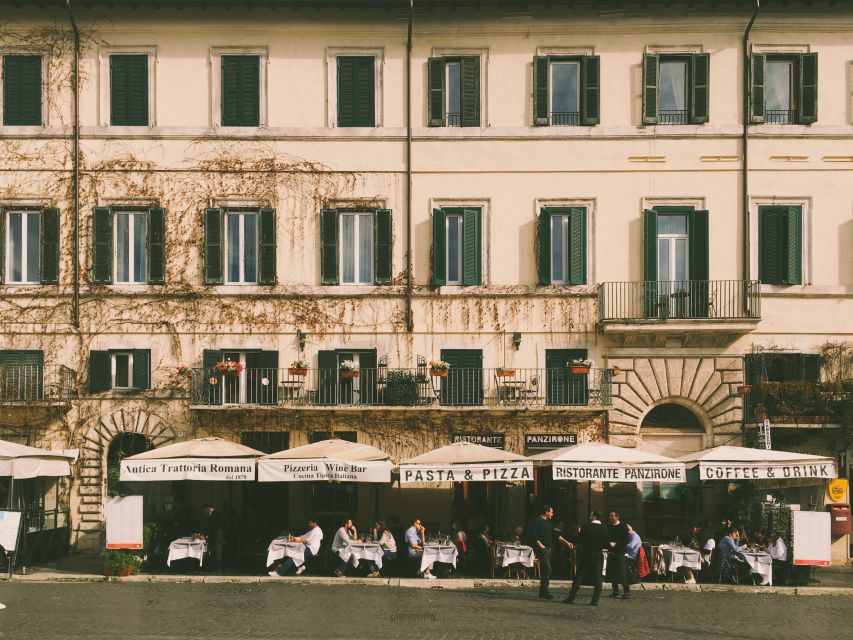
[792,510,831,566]
[106,496,144,549]
[0,510,23,553]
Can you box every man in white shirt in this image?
[332,518,360,577]
[269,517,323,577]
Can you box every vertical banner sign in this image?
[106,496,144,549]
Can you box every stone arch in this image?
[607,356,744,447]
[75,407,176,545]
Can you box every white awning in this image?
[679,446,837,481]
[531,442,687,483]
[0,439,77,480]
[258,439,393,483]
[120,437,262,481]
[400,441,533,484]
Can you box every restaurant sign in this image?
[697,462,837,481]
[525,434,578,450]
[120,458,256,481]
[451,433,505,448]
[553,462,686,483]
[258,459,391,483]
[400,462,533,484]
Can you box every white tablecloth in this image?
[420,544,458,573]
[662,547,702,572]
[742,551,773,586]
[167,537,207,567]
[496,544,535,568]
[266,538,307,568]
[338,543,385,569]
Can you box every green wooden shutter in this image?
[147,207,165,284]
[337,56,374,127]
[432,208,446,286]
[203,208,224,284]
[460,56,480,127]
[690,53,710,124]
[428,57,445,127]
[89,350,111,392]
[317,349,338,406]
[92,207,113,284]
[643,209,658,281]
[581,55,600,126]
[462,207,481,286]
[320,208,339,285]
[257,207,276,285]
[533,56,550,126]
[40,207,60,284]
[3,55,42,126]
[537,208,552,285]
[689,209,709,281]
[798,52,818,125]
[759,206,786,285]
[642,53,658,124]
[786,206,802,285]
[374,209,392,285]
[337,57,355,127]
[568,207,587,285]
[358,349,378,406]
[110,54,148,126]
[751,53,765,123]
[203,349,224,405]
[221,55,259,127]
[132,349,150,390]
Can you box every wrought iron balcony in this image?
[765,109,797,125]
[658,109,688,124]
[0,365,76,404]
[189,366,611,409]
[446,112,462,127]
[551,111,580,126]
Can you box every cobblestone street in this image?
[0,583,847,640]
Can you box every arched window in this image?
[641,403,703,433]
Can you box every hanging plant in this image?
[288,360,309,376]
[214,360,244,376]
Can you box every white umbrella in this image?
[680,445,836,482]
[531,442,687,483]
[120,437,263,482]
[258,439,393,483]
[400,441,532,483]
[0,439,78,480]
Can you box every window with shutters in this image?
[758,205,803,286]
[642,52,709,125]
[5,209,40,283]
[336,56,375,127]
[340,212,373,284]
[538,207,586,285]
[432,206,482,287]
[114,211,148,283]
[427,54,482,127]
[439,349,483,406]
[533,55,599,126]
[211,48,267,128]
[91,206,164,285]
[204,207,275,286]
[319,208,391,286]
[111,352,133,389]
[2,54,43,126]
[751,51,817,125]
[225,210,258,284]
[89,349,150,392]
[201,348,278,405]
[109,54,149,126]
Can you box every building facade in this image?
[0,0,850,563]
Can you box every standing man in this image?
[531,505,555,600]
[562,511,609,606]
[200,504,225,572]
[607,510,631,599]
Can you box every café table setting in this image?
[167,535,208,567]
[420,541,458,573]
[338,542,385,570]
[653,543,702,576]
[495,543,535,569]
[266,537,307,568]
[740,546,773,585]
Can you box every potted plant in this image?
[288,359,309,376]
[175,364,193,382]
[101,549,142,577]
[496,367,516,378]
[214,360,244,377]
[611,366,622,376]
[339,360,360,378]
[428,360,450,377]
[569,358,592,375]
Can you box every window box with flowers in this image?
[569,359,592,375]
[429,360,451,378]
[496,367,516,378]
[175,365,193,383]
[214,360,244,377]
[288,360,309,377]
[339,360,360,378]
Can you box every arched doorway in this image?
[106,433,151,498]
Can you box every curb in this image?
[4,574,853,595]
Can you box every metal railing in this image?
[744,380,845,423]
[446,112,462,127]
[0,365,76,402]
[551,111,580,126]
[658,109,688,124]
[765,109,797,125]
[189,367,611,409]
[599,280,761,321]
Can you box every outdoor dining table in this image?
[167,536,207,567]
[420,543,458,573]
[652,545,702,576]
[495,543,535,568]
[266,537,306,568]
[741,550,773,585]
[338,542,385,569]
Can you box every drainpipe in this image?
[742,0,760,285]
[404,0,414,332]
[64,0,81,328]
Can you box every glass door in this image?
[656,214,689,318]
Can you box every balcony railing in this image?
[446,112,462,127]
[765,109,797,125]
[189,367,611,409]
[551,111,580,126]
[658,110,688,124]
[744,380,849,424]
[599,280,761,322]
[0,365,76,403]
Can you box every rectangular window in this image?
[114,211,148,284]
[221,55,260,127]
[752,52,817,125]
[6,210,40,284]
[550,215,568,283]
[446,213,463,285]
[550,61,580,126]
[446,61,461,127]
[225,210,258,284]
[758,205,802,285]
[336,56,375,127]
[2,54,42,126]
[112,352,132,389]
[534,55,599,126]
[643,52,709,125]
[428,56,480,127]
[538,207,586,286]
[89,349,150,392]
[658,59,688,124]
[320,209,391,286]
[766,59,795,124]
[431,207,482,287]
[110,54,148,126]
[340,212,374,285]
[0,350,44,401]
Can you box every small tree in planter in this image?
[288,360,309,376]
[339,360,360,378]
[428,360,450,377]
[569,359,592,375]
[102,550,142,577]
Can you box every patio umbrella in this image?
[0,439,78,480]
[258,439,393,483]
[399,441,533,483]
[679,445,836,482]
[120,437,263,481]
[531,442,687,483]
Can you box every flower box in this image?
[570,366,590,375]
[496,368,516,378]
[214,360,244,377]
[341,370,360,379]
[430,369,448,378]
[288,367,308,377]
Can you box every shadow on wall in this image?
[519,216,536,285]
[840,217,853,287]
[628,215,642,281]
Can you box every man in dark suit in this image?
[531,505,555,600]
[562,511,610,606]
[200,504,225,572]
[607,510,631,599]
